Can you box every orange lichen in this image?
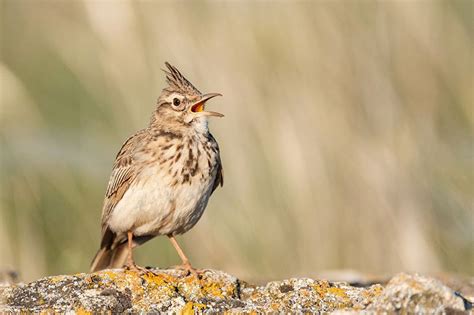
[181,302,194,315]
[100,270,120,282]
[362,284,384,298]
[327,287,349,300]
[142,271,172,286]
[270,302,281,311]
[75,307,93,315]
[201,281,224,298]
[313,280,331,297]
[180,301,205,314]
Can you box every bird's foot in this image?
[172,261,199,278]
[124,263,150,275]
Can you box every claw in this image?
[172,262,199,278]
[124,263,150,275]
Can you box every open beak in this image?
[190,93,224,118]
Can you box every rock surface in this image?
[0,268,472,313]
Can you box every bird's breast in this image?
[107,135,219,236]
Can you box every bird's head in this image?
[152,62,223,132]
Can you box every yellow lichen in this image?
[313,280,331,297]
[362,284,383,298]
[75,307,93,315]
[251,292,261,299]
[194,302,206,310]
[181,302,200,315]
[271,302,281,310]
[201,281,224,298]
[298,288,310,297]
[142,272,169,286]
[372,284,383,295]
[182,274,200,286]
[100,270,120,281]
[327,287,349,300]
[47,276,65,284]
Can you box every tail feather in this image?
[90,243,129,272]
[90,227,128,272]
[90,227,156,272]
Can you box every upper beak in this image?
[190,93,224,118]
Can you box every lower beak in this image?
[190,93,224,118]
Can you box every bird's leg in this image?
[125,231,140,272]
[168,235,198,277]
[124,232,153,275]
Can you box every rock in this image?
[368,273,470,313]
[0,269,471,313]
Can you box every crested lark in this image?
[90,62,223,273]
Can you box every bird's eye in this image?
[173,98,181,106]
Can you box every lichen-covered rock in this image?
[237,277,384,313]
[368,273,470,313]
[0,269,471,313]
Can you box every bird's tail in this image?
[90,228,155,272]
[90,243,129,273]
[90,227,129,272]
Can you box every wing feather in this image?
[211,160,223,194]
[100,130,148,233]
[209,133,223,194]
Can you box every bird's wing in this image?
[209,133,223,194]
[211,159,223,194]
[100,130,148,234]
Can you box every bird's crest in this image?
[163,62,201,95]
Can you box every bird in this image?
[90,62,224,274]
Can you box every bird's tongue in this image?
[191,103,205,113]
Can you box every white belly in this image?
[107,165,215,236]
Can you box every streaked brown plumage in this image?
[90,62,223,273]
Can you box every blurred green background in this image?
[0,0,472,282]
